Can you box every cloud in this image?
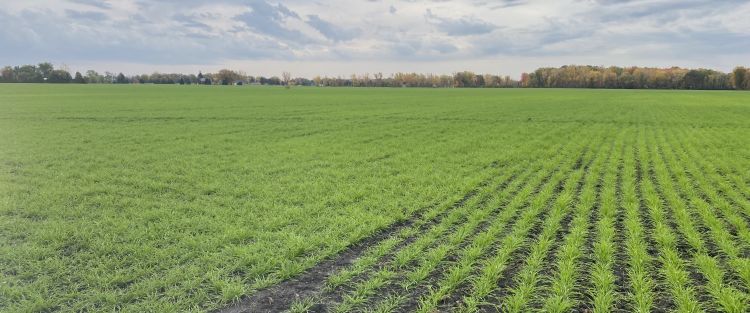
[425,9,496,36]
[306,14,359,42]
[234,0,306,42]
[173,13,212,31]
[489,0,528,9]
[0,0,748,77]
[65,9,108,21]
[67,0,111,9]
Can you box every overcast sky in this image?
[1,0,749,77]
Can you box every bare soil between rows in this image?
[215,175,492,313]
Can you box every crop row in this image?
[277,124,750,313]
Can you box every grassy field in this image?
[1,85,749,312]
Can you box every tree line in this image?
[1,62,748,90]
[524,65,749,90]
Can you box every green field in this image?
[1,85,749,312]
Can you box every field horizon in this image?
[2,85,750,312]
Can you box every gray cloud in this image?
[306,14,359,42]
[65,9,107,21]
[67,0,111,9]
[0,0,748,76]
[235,0,307,42]
[173,13,212,31]
[425,9,496,36]
[489,0,528,9]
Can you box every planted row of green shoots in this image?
[697,127,750,198]
[289,125,579,312]
[288,125,750,313]
[363,126,607,313]
[665,127,750,280]
[670,127,750,247]
[332,128,587,312]
[447,127,608,313]
[323,124,576,291]
[637,126,701,312]
[619,131,656,313]
[648,126,746,312]
[539,128,616,313]
[583,129,625,313]
[498,132,617,313]
[652,127,749,312]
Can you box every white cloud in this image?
[0,0,748,77]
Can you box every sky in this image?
[1,0,749,78]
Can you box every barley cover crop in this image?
[1,85,749,312]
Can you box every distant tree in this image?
[104,72,116,83]
[215,69,241,85]
[1,61,745,89]
[73,71,86,83]
[48,69,72,83]
[85,70,103,83]
[37,62,54,80]
[282,71,292,88]
[1,66,14,82]
[474,74,485,87]
[116,73,128,84]
[732,67,747,90]
[149,72,175,84]
[453,71,476,87]
[16,65,41,83]
[683,70,707,89]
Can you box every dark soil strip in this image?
[372,170,532,313]
[612,147,630,313]
[405,145,583,313]
[394,144,583,312]
[215,168,499,313]
[312,141,575,312]
[216,220,414,313]
[403,170,549,312]
[311,170,524,311]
